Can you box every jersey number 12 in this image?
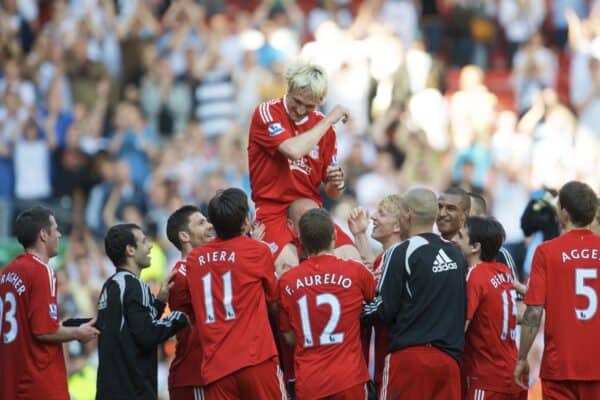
[297,293,344,347]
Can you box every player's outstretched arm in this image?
[278,105,349,160]
[125,280,188,350]
[36,318,100,344]
[513,305,543,390]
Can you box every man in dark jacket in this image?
[96,223,188,400]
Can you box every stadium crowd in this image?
[1,0,600,399]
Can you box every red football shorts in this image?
[169,386,203,400]
[465,387,527,400]
[380,345,461,400]
[320,382,368,399]
[373,322,389,389]
[542,379,600,400]
[261,214,355,259]
[200,357,286,400]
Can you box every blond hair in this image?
[379,194,404,221]
[285,61,328,100]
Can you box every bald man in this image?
[286,198,360,269]
[363,188,467,400]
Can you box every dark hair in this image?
[445,187,471,212]
[207,188,249,239]
[465,217,505,262]
[468,192,487,216]
[167,205,201,250]
[558,181,598,227]
[14,206,55,249]
[104,224,141,268]
[299,208,334,256]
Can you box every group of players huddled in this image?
[1,62,600,400]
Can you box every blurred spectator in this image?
[0,57,36,112]
[140,57,192,137]
[65,36,112,110]
[513,33,557,114]
[191,45,236,139]
[101,160,147,229]
[449,65,497,149]
[355,150,400,209]
[499,0,546,65]
[108,102,157,187]
[13,118,52,203]
[391,39,446,110]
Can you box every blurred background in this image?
[1,0,599,398]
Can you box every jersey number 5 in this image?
[575,268,598,320]
[297,293,344,348]
[0,292,18,343]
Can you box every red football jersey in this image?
[248,97,338,220]
[463,261,522,393]
[0,253,68,400]
[185,236,279,385]
[168,261,203,388]
[525,229,600,380]
[371,253,389,387]
[279,254,376,399]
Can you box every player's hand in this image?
[513,359,530,390]
[348,207,369,235]
[327,105,350,125]
[373,266,382,282]
[77,317,100,343]
[250,220,266,241]
[157,270,177,303]
[326,165,345,190]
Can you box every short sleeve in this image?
[278,278,293,332]
[524,246,547,306]
[258,246,279,302]
[358,263,376,301]
[250,103,293,157]
[29,267,60,336]
[320,128,338,182]
[466,269,484,320]
[168,263,193,318]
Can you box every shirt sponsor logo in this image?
[49,303,58,320]
[268,122,285,136]
[432,249,458,273]
[289,158,312,175]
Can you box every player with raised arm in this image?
[279,208,376,399]
[514,181,600,398]
[363,188,467,400]
[248,60,357,276]
[455,217,527,400]
[185,188,286,399]
[347,195,408,389]
[165,206,214,400]
[0,206,99,400]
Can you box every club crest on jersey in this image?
[309,145,319,160]
[268,122,285,136]
[49,303,58,320]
